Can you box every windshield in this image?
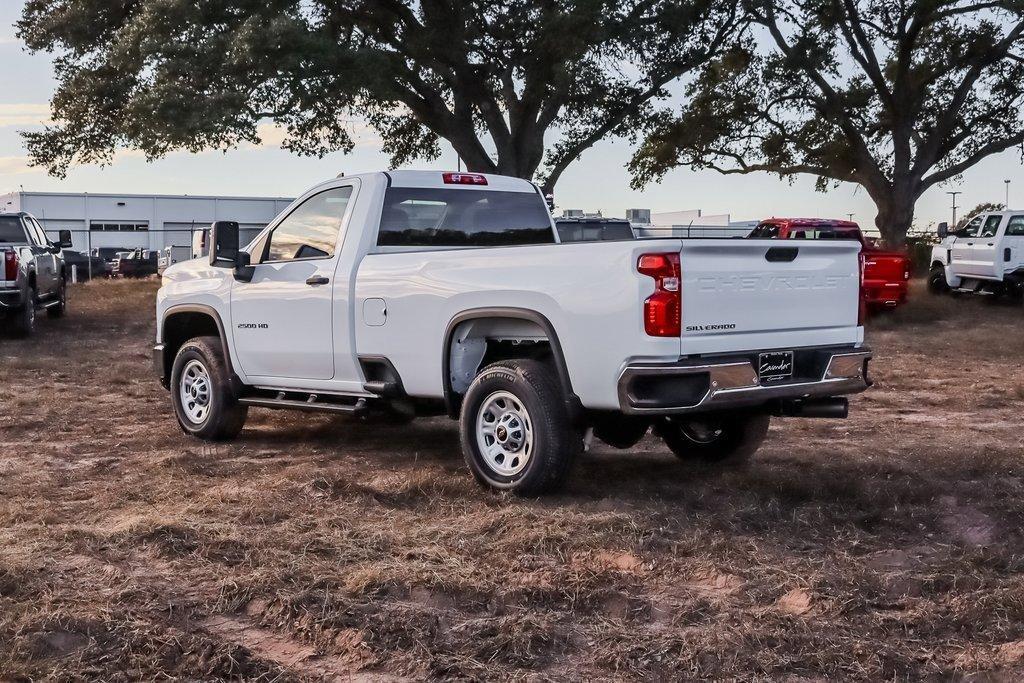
[0,216,27,244]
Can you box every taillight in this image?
[638,252,681,336]
[442,172,488,185]
[858,253,867,325]
[3,250,17,281]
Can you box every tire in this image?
[460,359,582,495]
[47,277,67,318]
[9,287,36,338]
[655,411,770,466]
[593,414,650,449]
[170,335,248,441]
[927,265,949,294]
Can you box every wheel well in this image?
[931,260,945,269]
[443,312,578,419]
[162,310,224,380]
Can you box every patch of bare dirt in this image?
[3,279,1024,680]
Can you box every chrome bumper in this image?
[617,348,871,415]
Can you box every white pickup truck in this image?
[154,171,871,494]
[928,211,1024,299]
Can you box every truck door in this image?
[972,214,1003,279]
[25,217,56,295]
[1003,215,1024,276]
[949,215,982,277]
[230,184,356,382]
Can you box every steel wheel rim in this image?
[180,359,212,424]
[476,390,534,477]
[678,420,725,445]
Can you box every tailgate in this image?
[678,239,862,354]
[863,252,908,283]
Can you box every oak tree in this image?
[631,0,1024,245]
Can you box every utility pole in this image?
[947,191,962,228]
[1005,179,1011,207]
[846,213,854,221]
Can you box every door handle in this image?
[305,275,330,286]
[987,243,994,246]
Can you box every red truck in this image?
[749,218,910,310]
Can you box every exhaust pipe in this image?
[776,397,849,419]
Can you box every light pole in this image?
[947,191,962,227]
[1005,179,1011,208]
[846,213,854,221]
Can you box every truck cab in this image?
[929,211,1024,298]
[750,218,910,310]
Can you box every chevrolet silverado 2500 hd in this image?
[1,212,73,337]
[154,171,872,494]
[929,211,1024,299]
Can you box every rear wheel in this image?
[460,359,582,495]
[9,286,36,338]
[170,336,248,440]
[655,411,770,466]
[46,277,67,318]
[927,265,949,294]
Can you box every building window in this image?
[90,221,149,232]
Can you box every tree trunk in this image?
[872,190,917,247]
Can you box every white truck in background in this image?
[154,171,872,495]
[929,211,1024,299]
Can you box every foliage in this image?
[630,0,1024,245]
[18,0,739,192]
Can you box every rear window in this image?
[0,216,27,244]
[555,220,634,242]
[377,188,554,247]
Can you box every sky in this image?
[1,2,1021,230]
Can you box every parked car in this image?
[91,247,132,276]
[154,171,871,495]
[0,212,72,336]
[112,249,159,278]
[555,217,635,242]
[749,218,911,310]
[158,245,192,276]
[928,212,1024,299]
[61,249,108,281]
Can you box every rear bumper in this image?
[0,288,25,311]
[863,279,908,307]
[618,346,871,415]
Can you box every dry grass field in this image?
[2,278,1024,681]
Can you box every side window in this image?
[981,215,1002,238]
[1007,216,1024,236]
[749,224,779,238]
[30,218,50,245]
[25,219,46,246]
[265,186,353,262]
[958,216,983,238]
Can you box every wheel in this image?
[593,414,650,449]
[927,265,949,294]
[460,359,582,495]
[47,277,67,318]
[9,287,36,338]
[170,336,248,440]
[655,411,770,465]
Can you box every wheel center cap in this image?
[496,426,508,442]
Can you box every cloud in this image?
[0,103,51,128]
[0,37,20,46]
[0,156,35,175]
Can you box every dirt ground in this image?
[1,278,1024,681]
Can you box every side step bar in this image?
[239,395,368,415]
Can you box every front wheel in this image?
[927,265,949,294]
[170,336,248,441]
[655,411,770,466]
[460,359,582,495]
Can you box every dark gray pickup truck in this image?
[0,212,72,337]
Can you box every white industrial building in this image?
[0,190,294,254]
[630,208,756,238]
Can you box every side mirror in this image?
[233,250,255,283]
[57,230,73,248]
[937,222,949,239]
[209,221,239,268]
